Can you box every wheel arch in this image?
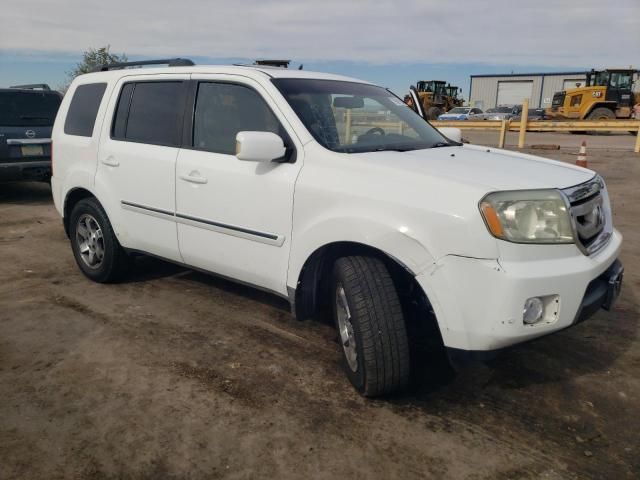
[584,102,617,117]
[290,241,435,328]
[62,187,99,237]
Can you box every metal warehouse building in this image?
[469,71,587,109]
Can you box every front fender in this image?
[287,216,436,289]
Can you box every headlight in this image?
[479,190,574,244]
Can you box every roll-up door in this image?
[497,81,533,106]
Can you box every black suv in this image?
[0,84,62,182]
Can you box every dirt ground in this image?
[1,133,638,479]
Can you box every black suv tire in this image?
[332,256,410,396]
[69,197,130,283]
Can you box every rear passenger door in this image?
[175,76,302,295]
[95,74,189,262]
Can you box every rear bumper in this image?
[0,160,51,181]
[415,229,623,352]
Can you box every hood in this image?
[439,113,467,119]
[352,143,593,191]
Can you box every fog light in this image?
[523,297,544,324]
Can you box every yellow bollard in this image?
[518,99,529,149]
[635,125,640,154]
[345,109,352,144]
[499,119,509,148]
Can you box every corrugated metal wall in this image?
[470,73,587,109]
[539,75,586,107]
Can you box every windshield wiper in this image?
[373,146,415,152]
[429,141,455,148]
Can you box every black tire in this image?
[587,107,616,120]
[586,107,615,135]
[331,256,410,396]
[426,106,443,120]
[69,197,130,283]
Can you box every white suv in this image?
[51,59,623,396]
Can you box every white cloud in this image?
[1,0,638,67]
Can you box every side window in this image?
[112,81,184,146]
[111,83,134,139]
[64,83,107,136]
[193,82,282,155]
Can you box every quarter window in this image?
[193,82,282,155]
[64,83,107,136]
[112,81,185,147]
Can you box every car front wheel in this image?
[332,256,410,396]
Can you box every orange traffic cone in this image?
[576,141,587,168]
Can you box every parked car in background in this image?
[0,84,62,183]
[480,105,520,121]
[437,107,483,121]
[52,59,623,397]
[513,108,550,121]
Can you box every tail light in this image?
[50,141,54,178]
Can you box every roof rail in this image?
[94,58,195,72]
[10,83,51,90]
[254,59,291,68]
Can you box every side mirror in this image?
[437,127,462,143]
[235,131,286,162]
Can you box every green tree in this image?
[62,46,127,91]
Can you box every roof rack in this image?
[10,83,51,90]
[94,58,195,72]
[254,59,291,68]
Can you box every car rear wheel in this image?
[69,197,130,283]
[332,256,410,396]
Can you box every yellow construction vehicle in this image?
[405,80,464,119]
[547,68,639,120]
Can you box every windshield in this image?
[272,79,452,153]
[448,107,470,114]
[0,91,61,126]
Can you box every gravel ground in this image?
[1,133,638,479]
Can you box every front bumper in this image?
[415,229,623,353]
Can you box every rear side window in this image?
[0,91,61,127]
[64,83,107,136]
[112,82,184,147]
[193,82,282,155]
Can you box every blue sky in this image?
[0,50,591,100]
[1,0,637,98]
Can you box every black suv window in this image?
[112,82,185,147]
[193,82,282,155]
[64,83,107,136]
[0,90,61,127]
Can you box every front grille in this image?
[562,176,612,255]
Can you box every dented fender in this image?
[287,217,437,287]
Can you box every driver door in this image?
[175,76,303,295]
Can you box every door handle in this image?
[101,157,120,167]
[179,173,208,184]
